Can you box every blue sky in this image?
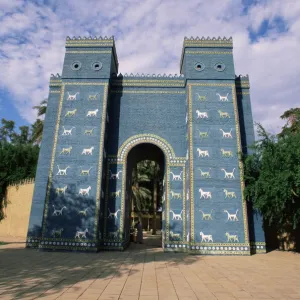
[0,0,299,133]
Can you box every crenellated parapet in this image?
[115,73,185,78]
[50,73,61,79]
[66,36,114,40]
[183,36,233,48]
[111,73,185,87]
[65,36,115,47]
[49,73,62,88]
[184,36,233,41]
[66,36,115,45]
[235,74,250,89]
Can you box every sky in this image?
[0,0,299,134]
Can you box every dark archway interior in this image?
[125,143,165,248]
[127,143,165,170]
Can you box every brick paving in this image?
[0,237,300,300]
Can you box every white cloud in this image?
[0,0,299,134]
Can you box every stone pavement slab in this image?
[0,241,300,299]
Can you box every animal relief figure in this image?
[84,128,96,135]
[109,170,122,180]
[108,209,121,219]
[78,208,89,216]
[199,209,213,220]
[199,188,212,199]
[170,171,183,181]
[220,128,233,138]
[86,109,99,117]
[55,185,67,195]
[52,205,66,216]
[200,232,213,242]
[65,109,77,117]
[196,93,206,101]
[218,110,230,118]
[197,130,209,138]
[79,186,91,196]
[220,149,233,157]
[224,209,238,221]
[170,210,183,220]
[75,228,88,239]
[221,168,235,179]
[198,168,211,178]
[169,231,181,241]
[216,93,229,101]
[196,110,209,119]
[223,189,237,198]
[88,93,99,100]
[67,92,79,100]
[225,232,239,242]
[80,167,92,176]
[81,146,94,155]
[51,228,63,238]
[56,165,70,176]
[110,190,121,199]
[197,148,209,158]
[170,190,181,199]
[62,126,75,136]
[109,230,119,239]
[60,146,72,155]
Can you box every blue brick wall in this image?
[62,47,117,79]
[236,84,266,253]
[107,90,186,157]
[44,84,106,239]
[181,42,252,254]
[182,48,235,80]
[27,87,61,244]
[187,82,249,254]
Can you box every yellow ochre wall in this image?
[0,179,34,238]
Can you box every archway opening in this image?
[124,143,165,249]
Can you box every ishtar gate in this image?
[26,36,266,255]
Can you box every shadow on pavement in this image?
[0,233,197,299]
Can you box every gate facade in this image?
[26,36,266,255]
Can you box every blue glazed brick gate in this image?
[26,36,266,255]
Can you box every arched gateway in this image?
[26,36,266,255]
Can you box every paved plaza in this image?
[0,236,300,300]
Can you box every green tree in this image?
[139,160,162,234]
[0,119,17,143]
[130,160,163,234]
[278,107,300,138]
[32,99,47,144]
[243,110,300,230]
[0,119,40,221]
[131,162,152,223]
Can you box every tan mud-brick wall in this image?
[0,182,34,238]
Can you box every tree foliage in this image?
[243,109,300,230]
[0,119,40,221]
[31,99,47,144]
[278,107,300,138]
[131,160,162,227]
